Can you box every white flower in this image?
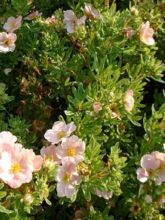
[139,21,155,46]
[0,32,17,53]
[44,121,76,144]
[3,16,22,33]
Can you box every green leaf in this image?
[0,205,13,214]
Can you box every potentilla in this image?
[3,16,22,33]
[63,10,86,33]
[0,32,17,53]
[24,11,42,20]
[56,159,81,198]
[56,135,86,164]
[0,131,43,188]
[44,121,76,144]
[84,3,100,20]
[139,21,155,46]
[137,151,165,184]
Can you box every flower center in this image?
[63,173,71,183]
[11,21,17,28]
[57,131,65,139]
[67,147,76,156]
[11,162,21,174]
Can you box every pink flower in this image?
[64,10,86,33]
[93,101,102,113]
[56,160,80,198]
[24,11,42,20]
[0,131,43,188]
[3,16,22,33]
[84,3,100,20]
[141,154,160,170]
[40,145,61,164]
[124,89,134,112]
[139,21,155,46]
[44,121,76,144]
[0,32,17,53]
[56,135,85,164]
[95,189,113,200]
[125,28,134,39]
[137,151,165,184]
[136,168,149,183]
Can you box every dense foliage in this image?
[0,0,164,219]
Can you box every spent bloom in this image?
[24,11,42,20]
[136,151,165,184]
[64,10,86,33]
[3,16,22,33]
[56,135,86,164]
[44,121,76,144]
[139,21,155,46]
[84,3,100,20]
[0,131,43,188]
[93,101,102,113]
[124,89,135,112]
[95,189,113,200]
[0,32,17,53]
[56,159,80,198]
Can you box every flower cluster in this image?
[41,121,86,198]
[0,16,22,53]
[136,151,165,184]
[0,131,43,188]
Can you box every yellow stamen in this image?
[63,173,71,183]
[57,131,65,139]
[11,162,21,174]
[67,148,76,156]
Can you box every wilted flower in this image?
[64,10,86,33]
[93,101,102,113]
[124,89,134,112]
[56,160,80,198]
[95,189,113,200]
[56,135,85,164]
[44,16,57,25]
[145,195,152,203]
[3,16,22,33]
[44,121,76,144]
[125,28,134,39]
[139,21,155,46]
[24,11,42,20]
[84,3,100,20]
[0,32,17,53]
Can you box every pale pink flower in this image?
[140,154,160,170]
[23,149,43,172]
[139,21,155,46]
[44,121,76,144]
[40,145,61,164]
[0,149,33,188]
[56,135,85,164]
[95,189,113,200]
[56,160,80,198]
[3,16,22,33]
[93,101,102,113]
[124,89,134,112]
[0,32,17,53]
[24,11,42,20]
[64,10,86,33]
[136,168,149,183]
[84,3,100,20]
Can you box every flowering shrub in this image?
[0,0,164,219]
